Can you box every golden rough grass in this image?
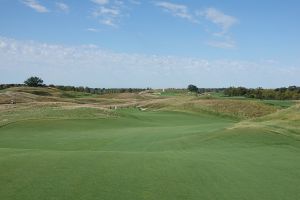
[258,103,300,121]
[142,97,277,119]
[0,87,167,126]
[0,87,286,127]
[0,102,114,127]
[228,103,300,139]
[192,99,277,119]
[0,91,69,104]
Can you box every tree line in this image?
[187,84,225,93]
[0,83,148,94]
[0,77,148,94]
[188,84,300,100]
[1,78,299,100]
[53,85,148,94]
[224,86,300,100]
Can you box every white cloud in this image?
[196,7,238,49]
[199,7,238,34]
[22,0,49,13]
[56,2,70,13]
[1,36,299,88]
[206,40,236,49]
[91,0,109,5]
[86,28,101,32]
[100,19,118,27]
[90,0,136,27]
[154,3,238,49]
[92,6,121,27]
[154,1,197,23]
[93,6,120,16]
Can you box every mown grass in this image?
[0,106,299,200]
[0,88,299,200]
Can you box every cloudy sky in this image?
[0,0,299,88]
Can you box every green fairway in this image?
[0,107,299,200]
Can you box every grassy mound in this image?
[145,97,278,119]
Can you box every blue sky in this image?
[0,0,300,88]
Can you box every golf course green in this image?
[0,88,299,200]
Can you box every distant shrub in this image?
[187,84,198,93]
[24,76,44,87]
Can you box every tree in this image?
[24,76,44,87]
[187,84,198,93]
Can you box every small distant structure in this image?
[136,105,147,111]
[162,88,165,92]
[109,106,118,110]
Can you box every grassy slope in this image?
[0,88,299,200]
